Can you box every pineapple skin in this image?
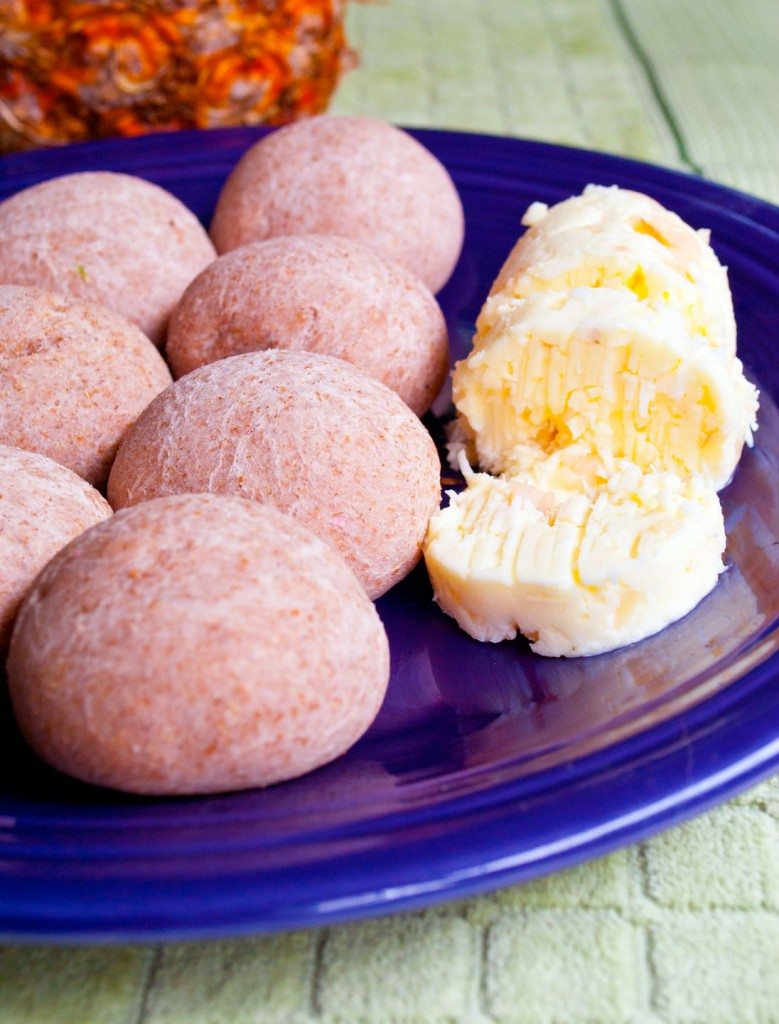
[0,0,354,151]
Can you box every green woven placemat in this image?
[1,2,778,1021]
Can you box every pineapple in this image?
[0,0,355,151]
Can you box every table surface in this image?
[1,2,778,1022]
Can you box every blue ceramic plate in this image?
[1,129,777,943]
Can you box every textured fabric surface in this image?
[1,1,778,1021]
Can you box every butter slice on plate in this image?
[453,287,758,490]
[425,451,725,658]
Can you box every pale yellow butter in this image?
[425,452,725,657]
[424,185,758,658]
[453,287,758,490]
[481,184,736,353]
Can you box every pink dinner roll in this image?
[166,234,449,415]
[0,171,215,345]
[0,445,111,652]
[210,115,464,294]
[108,351,442,599]
[0,286,172,487]
[8,494,390,795]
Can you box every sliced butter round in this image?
[481,184,736,352]
[453,287,758,490]
[424,455,726,658]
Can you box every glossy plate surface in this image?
[0,129,778,943]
